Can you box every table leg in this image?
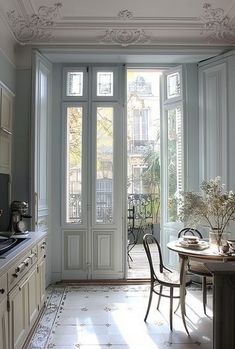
[179,254,190,335]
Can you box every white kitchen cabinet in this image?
[0,86,13,174]
[37,257,46,307]
[0,87,13,133]
[0,272,8,349]
[37,238,46,307]
[8,274,28,349]
[0,297,8,349]
[6,235,47,349]
[27,266,39,328]
[0,131,11,174]
[8,265,38,349]
[0,296,9,349]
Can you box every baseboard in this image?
[54,278,150,286]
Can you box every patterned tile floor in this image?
[27,284,213,349]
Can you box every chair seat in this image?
[155,270,191,287]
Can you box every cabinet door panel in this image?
[38,258,46,307]
[1,88,13,132]
[0,297,8,349]
[27,267,38,327]
[9,282,28,349]
[0,132,11,174]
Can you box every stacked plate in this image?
[178,235,209,250]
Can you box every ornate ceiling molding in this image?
[200,2,235,43]
[100,10,150,47]
[100,28,150,47]
[118,10,134,21]
[6,2,62,43]
[1,1,234,48]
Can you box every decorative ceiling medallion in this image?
[100,28,150,47]
[118,10,133,21]
[7,2,62,43]
[201,2,235,43]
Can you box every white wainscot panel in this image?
[64,231,85,270]
[93,231,114,270]
[200,62,227,182]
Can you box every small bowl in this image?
[227,240,235,251]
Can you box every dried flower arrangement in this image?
[178,177,235,246]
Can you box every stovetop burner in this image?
[0,236,29,258]
[0,237,18,255]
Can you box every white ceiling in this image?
[1,0,235,62]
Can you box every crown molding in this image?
[0,1,235,47]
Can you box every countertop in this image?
[0,231,47,276]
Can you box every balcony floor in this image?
[127,243,150,279]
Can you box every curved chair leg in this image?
[157,285,163,310]
[169,287,173,331]
[144,284,154,321]
[202,276,207,315]
[174,298,180,314]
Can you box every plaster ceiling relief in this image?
[100,28,150,47]
[0,0,235,48]
[5,2,62,43]
[200,2,235,43]
[100,10,150,47]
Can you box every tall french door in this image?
[60,64,185,279]
[160,66,185,268]
[61,66,125,279]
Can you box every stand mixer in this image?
[8,201,32,235]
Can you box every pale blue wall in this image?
[11,68,31,205]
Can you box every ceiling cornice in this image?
[0,0,235,49]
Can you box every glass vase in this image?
[209,229,230,253]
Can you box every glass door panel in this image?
[96,107,114,224]
[167,106,183,221]
[66,106,83,224]
[160,65,184,269]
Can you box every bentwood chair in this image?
[178,227,212,315]
[143,233,191,331]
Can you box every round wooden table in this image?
[167,240,235,334]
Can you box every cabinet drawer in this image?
[37,239,46,260]
[0,87,13,133]
[30,245,38,265]
[8,251,35,291]
[0,273,7,302]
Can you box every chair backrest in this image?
[143,233,164,277]
[178,227,203,239]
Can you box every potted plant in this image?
[142,147,161,241]
[178,176,235,251]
